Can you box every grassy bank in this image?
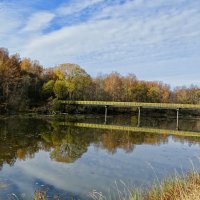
[89,171,200,200]
[33,171,200,200]
[143,171,200,200]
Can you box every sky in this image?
[0,0,200,87]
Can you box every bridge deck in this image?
[61,100,200,109]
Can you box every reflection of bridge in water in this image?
[61,101,200,129]
[59,122,200,138]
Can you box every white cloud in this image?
[57,0,104,16]
[21,1,200,65]
[23,11,55,32]
[0,0,200,86]
[0,3,22,35]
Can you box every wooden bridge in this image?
[61,100,200,109]
[61,101,200,129]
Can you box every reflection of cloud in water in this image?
[3,139,199,198]
[0,116,200,198]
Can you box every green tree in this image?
[53,80,68,100]
[53,63,93,100]
[42,80,55,99]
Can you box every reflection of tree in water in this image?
[100,131,135,154]
[0,117,51,170]
[97,131,169,154]
[42,122,101,163]
[43,122,169,160]
[172,135,200,146]
[0,117,200,169]
[140,113,200,132]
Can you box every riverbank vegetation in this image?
[143,171,200,200]
[1,48,200,113]
[89,171,200,200]
[33,171,200,200]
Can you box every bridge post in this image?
[176,108,179,130]
[137,106,141,127]
[104,105,108,124]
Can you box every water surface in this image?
[0,114,200,199]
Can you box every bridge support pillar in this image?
[104,105,108,124]
[176,108,179,130]
[137,106,141,127]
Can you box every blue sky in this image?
[0,0,200,87]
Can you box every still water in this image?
[0,113,200,199]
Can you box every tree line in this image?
[0,48,200,113]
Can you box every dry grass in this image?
[89,171,200,200]
[33,171,200,200]
[143,171,200,200]
[0,182,8,189]
[33,191,47,200]
[33,190,60,200]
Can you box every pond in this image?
[0,113,200,199]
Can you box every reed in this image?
[33,170,200,200]
[143,171,200,200]
[89,171,200,200]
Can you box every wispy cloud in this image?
[57,0,104,16]
[0,2,22,35]
[0,0,200,86]
[23,11,55,32]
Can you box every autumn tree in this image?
[0,47,199,113]
[93,74,109,101]
[0,49,23,110]
[104,72,123,101]
[121,73,137,101]
[51,63,94,100]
